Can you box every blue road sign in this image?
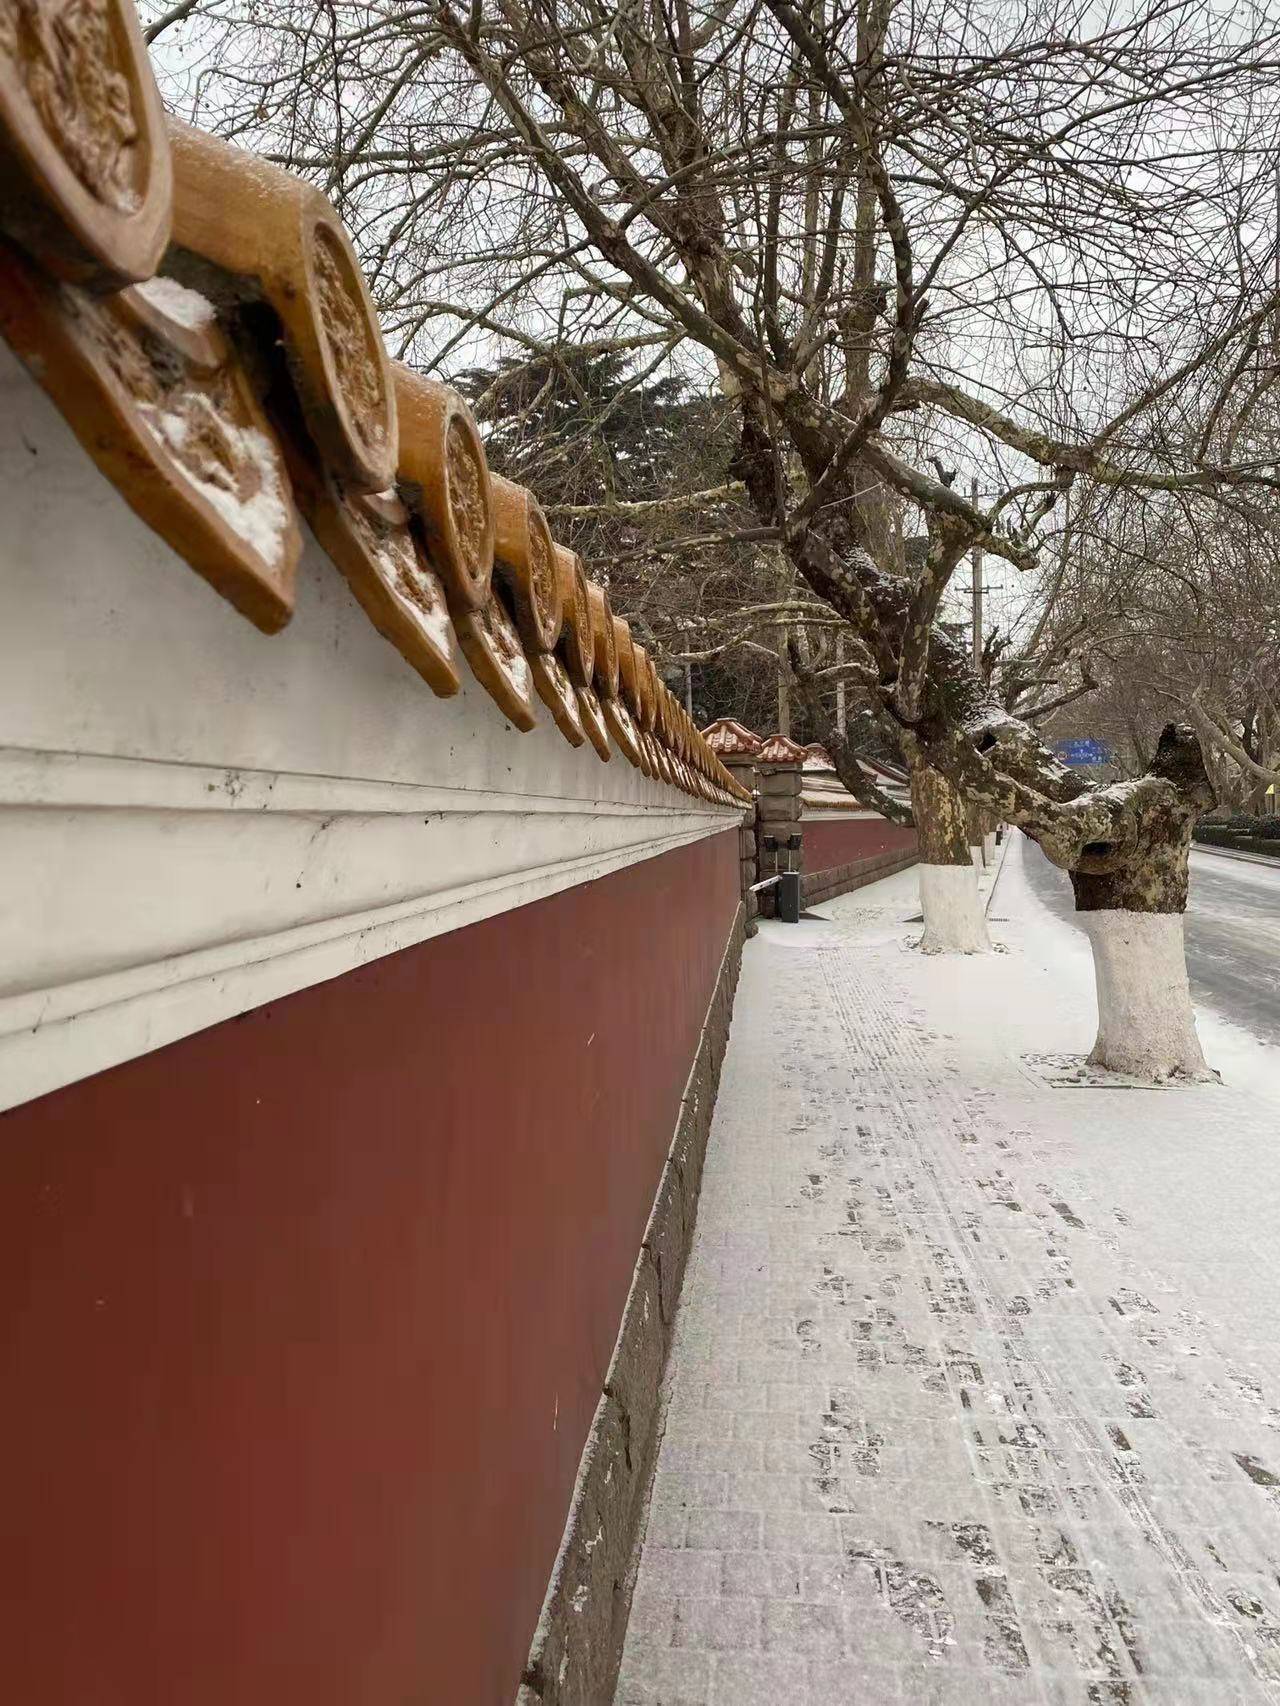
[1054,738,1112,767]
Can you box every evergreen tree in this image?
[455,348,703,515]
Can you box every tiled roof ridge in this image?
[756,733,808,764]
[0,13,749,807]
[701,717,763,755]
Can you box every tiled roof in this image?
[802,743,836,770]
[701,718,763,756]
[0,14,748,808]
[756,734,808,764]
[801,792,874,810]
[801,768,911,815]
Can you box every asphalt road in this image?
[1020,839,1280,1047]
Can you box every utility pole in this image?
[970,474,984,673]
[683,658,693,716]
[1274,163,1279,483]
[775,556,791,736]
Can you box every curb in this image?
[1193,842,1280,871]
[984,830,1015,915]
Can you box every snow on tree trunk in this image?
[912,765,991,954]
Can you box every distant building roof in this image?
[858,753,909,785]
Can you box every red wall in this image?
[803,813,917,873]
[0,829,740,1706]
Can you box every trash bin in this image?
[777,870,801,923]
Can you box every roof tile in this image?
[757,733,808,764]
[0,16,733,806]
[701,718,763,755]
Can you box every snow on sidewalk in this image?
[615,836,1280,1705]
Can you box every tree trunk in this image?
[739,403,1215,1074]
[965,799,984,873]
[911,765,991,953]
[977,806,998,866]
[1069,808,1210,1081]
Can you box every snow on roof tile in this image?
[802,743,837,770]
[0,16,747,806]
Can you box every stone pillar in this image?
[700,721,767,935]
[755,736,806,918]
[721,753,760,933]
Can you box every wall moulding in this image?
[0,743,730,1111]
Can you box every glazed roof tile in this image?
[702,718,763,756]
[0,13,753,808]
[756,733,808,764]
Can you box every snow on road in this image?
[617,839,1280,1705]
[1182,852,1280,1046]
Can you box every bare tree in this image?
[1036,366,1280,804]
[145,0,1280,1076]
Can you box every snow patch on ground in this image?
[617,834,1280,1703]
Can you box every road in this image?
[1020,838,1280,1046]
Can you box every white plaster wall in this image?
[0,345,737,1109]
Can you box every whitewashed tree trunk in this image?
[1082,912,1210,1080]
[1066,777,1213,1082]
[919,863,991,953]
[911,766,991,954]
[982,831,997,865]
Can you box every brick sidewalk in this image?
[615,849,1280,1704]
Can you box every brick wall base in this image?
[802,846,919,908]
